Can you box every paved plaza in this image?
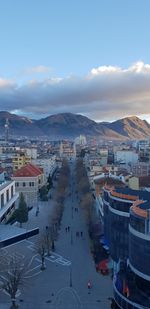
[0,162,112,308]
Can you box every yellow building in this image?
[12,153,31,171]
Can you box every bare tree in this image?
[44,227,52,256]
[0,253,30,309]
[35,235,47,270]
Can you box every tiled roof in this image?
[13,163,43,177]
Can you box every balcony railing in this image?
[113,280,150,309]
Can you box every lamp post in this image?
[69,264,72,287]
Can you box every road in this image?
[0,161,112,308]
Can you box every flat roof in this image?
[0,224,39,247]
[0,180,13,191]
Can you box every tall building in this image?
[103,186,150,308]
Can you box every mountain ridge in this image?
[0,111,150,140]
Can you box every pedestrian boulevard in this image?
[0,162,112,308]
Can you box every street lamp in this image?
[69,264,72,287]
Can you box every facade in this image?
[130,163,149,177]
[12,153,31,171]
[26,148,37,159]
[115,150,138,165]
[12,163,45,208]
[59,141,76,158]
[32,156,57,179]
[0,180,19,222]
[103,186,150,308]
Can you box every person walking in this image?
[80,231,83,237]
[87,280,92,290]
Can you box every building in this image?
[26,147,37,159]
[103,186,150,308]
[115,150,138,166]
[12,153,31,171]
[12,163,45,208]
[32,156,57,179]
[130,162,149,177]
[0,179,19,223]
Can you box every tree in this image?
[44,227,52,256]
[36,235,47,270]
[39,185,48,201]
[17,193,28,227]
[0,254,30,309]
[47,174,53,190]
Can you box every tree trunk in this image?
[41,256,46,270]
[10,297,18,309]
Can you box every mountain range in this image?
[0,111,150,140]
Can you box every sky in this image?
[0,0,150,122]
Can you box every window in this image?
[11,186,14,198]
[15,182,19,187]
[6,189,9,202]
[1,194,4,208]
[32,182,34,186]
[23,182,26,187]
[29,182,32,187]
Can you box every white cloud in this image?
[25,65,52,74]
[0,78,16,88]
[1,61,150,121]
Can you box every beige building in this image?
[12,163,45,208]
[12,153,31,171]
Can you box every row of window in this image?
[15,182,35,187]
[0,186,14,208]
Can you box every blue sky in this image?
[0,0,150,121]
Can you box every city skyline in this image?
[0,0,150,121]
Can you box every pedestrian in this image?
[68,226,70,232]
[87,280,92,289]
[80,231,83,237]
[65,227,68,232]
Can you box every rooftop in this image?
[13,163,43,177]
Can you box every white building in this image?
[0,180,19,223]
[26,148,37,159]
[115,150,138,165]
[32,156,57,179]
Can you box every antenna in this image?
[4,118,9,144]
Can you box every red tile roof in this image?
[13,163,43,177]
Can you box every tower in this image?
[4,118,9,144]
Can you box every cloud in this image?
[1,61,150,121]
[25,65,52,74]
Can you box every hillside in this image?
[0,111,150,140]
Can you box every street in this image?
[0,161,112,308]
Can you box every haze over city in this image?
[0,0,150,121]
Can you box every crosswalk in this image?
[26,240,71,267]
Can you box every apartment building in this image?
[12,153,31,171]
